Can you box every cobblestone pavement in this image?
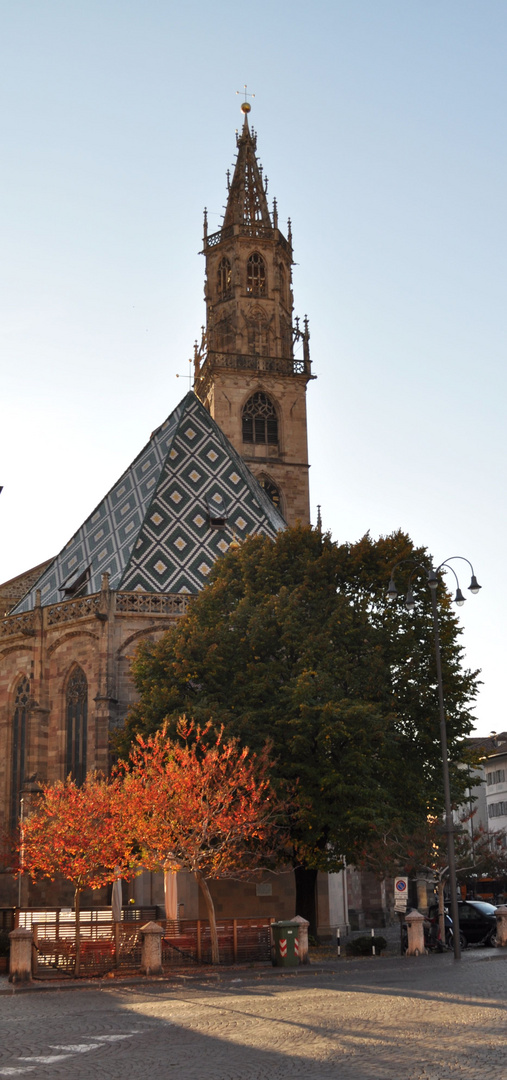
[1,951,506,1079]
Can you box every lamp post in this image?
[17,775,42,911]
[387,557,481,962]
[17,797,24,911]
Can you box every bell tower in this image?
[194,103,314,526]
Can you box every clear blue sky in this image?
[1,1,505,736]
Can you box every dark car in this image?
[456,900,497,947]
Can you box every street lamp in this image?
[387,556,481,962]
[17,775,41,910]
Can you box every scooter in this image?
[402,909,460,953]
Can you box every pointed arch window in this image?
[246,253,266,296]
[10,676,30,830]
[217,257,232,299]
[66,666,88,785]
[242,392,278,446]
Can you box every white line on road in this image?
[0,1070,36,1077]
[50,1045,99,1053]
[18,1057,72,1065]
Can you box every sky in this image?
[1,1,505,737]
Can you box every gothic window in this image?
[217,257,232,299]
[246,252,266,296]
[10,676,30,830]
[258,475,282,509]
[242,392,278,445]
[66,666,88,785]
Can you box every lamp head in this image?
[387,578,398,602]
[469,575,481,595]
[405,589,415,613]
[454,588,466,607]
[427,569,439,590]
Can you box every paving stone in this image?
[0,952,506,1078]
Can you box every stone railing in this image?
[0,611,36,640]
[46,595,102,626]
[115,592,191,616]
[0,591,191,640]
[197,351,307,379]
[203,223,291,256]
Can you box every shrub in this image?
[347,934,387,956]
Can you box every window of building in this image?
[257,475,282,510]
[10,676,30,830]
[242,392,278,445]
[66,666,88,785]
[246,253,266,296]
[60,566,90,597]
[488,801,507,818]
[217,257,232,299]
[205,492,229,529]
[487,769,505,785]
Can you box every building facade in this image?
[0,111,323,915]
[0,394,286,907]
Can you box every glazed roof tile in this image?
[13,392,285,612]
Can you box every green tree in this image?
[117,526,479,931]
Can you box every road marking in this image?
[3,1030,139,1074]
[18,1057,72,1065]
[0,1070,36,1077]
[50,1045,99,1053]
[89,1034,138,1041]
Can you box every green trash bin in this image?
[271,921,299,967]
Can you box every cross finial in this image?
[236,84,255,115]
[176,357,193,391]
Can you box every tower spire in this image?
[223,103,272,229]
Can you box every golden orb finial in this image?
[236,85,254,115]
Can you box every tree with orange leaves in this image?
[21,775,135,976]
[120,719,288,963]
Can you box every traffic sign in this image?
[394,877,408,911]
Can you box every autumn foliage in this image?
[119,720,288,962]
[20,723,287,967]
[21,774,135,975]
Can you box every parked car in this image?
[456,900,497,947]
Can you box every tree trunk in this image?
[294,865,318,939]
[195,872,220,964]
[74,887,81,978]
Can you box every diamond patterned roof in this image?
[13,393,286,612]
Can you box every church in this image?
[0,105,384,932]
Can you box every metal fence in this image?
[15,908,274,978]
